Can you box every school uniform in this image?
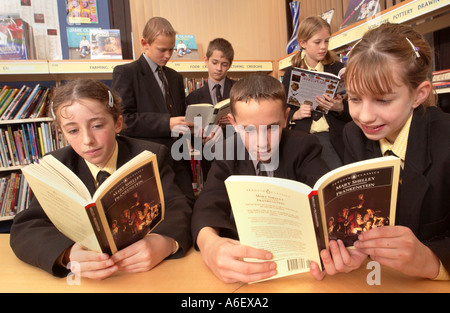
[191,129,329,247]
[111,54,195,203]
[282,62,352,165]
[186,77,235,106]
[112,54,186,147]
[10,135,193,277]
[186,77,235,179]
[343,106,450,273]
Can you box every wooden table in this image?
[0,234,448,293]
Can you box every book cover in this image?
[287,67,343,113]
[0,17,28,60]
[90,28,122,60]
[67,27,99,59]
[67,0,99,24]
[340,0,380,30]
[171,34,199,60]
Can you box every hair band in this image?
[108,90,114,108]
[405,37,420,58]
[50,101,56,119]
[347,38,362,56]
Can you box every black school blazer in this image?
[343,106,450,271]
[186,77,235,105]
[112,55,186,146]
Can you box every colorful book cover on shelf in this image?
[90,28,122,60]
[340,0,380,30]
[67,27,100,59]
[0,17,28,60]
[67,0,99,24]
[170,34,198,60]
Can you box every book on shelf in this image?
[0,173,31,219]
[185,98,231,129]
[0,17,30,60]
[90,29,122,60]
[67,27,99,60]
[0,122,67,168]
[0,84,51,120]
[171,34,199,60]
[286,67,345,113]
[433,81,450,89]
[432,69,450,83]
[21,150,165,255]
[224,156,401,282]
[340,0,380,30]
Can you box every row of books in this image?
[0,122,67,168]
[0,173,31,219]
[184,77,207,96]
[0,84,51,120]
[190,157,203,194]
[432,68,450,91]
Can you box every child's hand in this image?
[68,243,118,280]
[111,234,174,273]
[197,227,276,283]
[316,94,344,113]
[354,226,441,279]
[170,116,193,133]
[292,103,312,120]
[309,239,367,280]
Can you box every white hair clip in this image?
[405,37,420,58]
[108,90,114,108]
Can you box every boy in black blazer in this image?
[192,74,328,283]
[111,17,194,203]
[186,38,235,107]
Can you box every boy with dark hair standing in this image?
[191,74,328,283]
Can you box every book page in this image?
[21,165,101,252]
[225,176,321,282]
[314,156,401,248]
[287,68,340,111]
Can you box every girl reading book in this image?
[310,23,449,281]
[282,16,352,170]
[10,79,192,280]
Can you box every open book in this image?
[185,98,231,129]
[21,150,164,255]
[287,67,345,113]
[225,156,400,282]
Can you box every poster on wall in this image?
[67,0,98,24]
[340,0,380,30]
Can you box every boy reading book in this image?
[10,79,192,280]
[191,74,329,283]
[186,38,236,178]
